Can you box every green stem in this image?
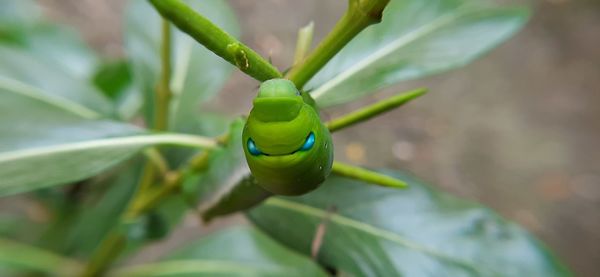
[135,162,158,203]
[327,88,427,133]
[79,230,126,277]
[81,172,179,277]
[286,0,390,88]
[143,148,170,176]
[149,0,282,81]
[82,18,177,277]
[332,161,407,188]
[79,148,216,276]
[155,19,172,131]
[125,149,213,220]
[123,173,181,221]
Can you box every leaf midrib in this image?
[109,260,293,277]
[311,5,471,101]
[0,75,100,119]
[263,197,488,275]
[0,134,217,162]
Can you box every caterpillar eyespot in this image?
[242,79,334,196]
[247,138,262,156]
[299,132,315,151]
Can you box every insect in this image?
[242,78,333,196]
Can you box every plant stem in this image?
[79,230,126,277]
[327,88,427,133]
[125,148,214,220]
[123,173,181,221]
[286,0,390,88]
[82,17,177,277]
[143,148,170,176]
[331,161,407,188]
[155,19,172,131]
[81,173,180,277]
[79,148,217,276]
[149,0,282,81]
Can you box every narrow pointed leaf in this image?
[308,0,530,107]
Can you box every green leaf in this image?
[248,169,571,276]
[92,59,141,120]
[0,215,19,236]
[0,0,104,106]
[125,0,239,131]
[0,0,98,79]
[0,92,215,197]
[0,46,111,118]
[0,0,40,30]
[109,226,328,277]
[308,0,530,107]
[0,237,82,276]
[5,24,100,80]
[0,213,42,241]
[60,162,143,257]
[93,60,133,100]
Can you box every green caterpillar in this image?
[242,79,333,196]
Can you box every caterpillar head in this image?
[242,79,333,195]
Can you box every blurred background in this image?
[32,0,600,276]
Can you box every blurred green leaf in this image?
[59,162,143,257]
[0,0,41,31]
[0,215,19,236]
[128,194,189,245]
[0,46,111,118]
[6,24,100,80]
[110,226,328,277]
[125,0,239,131]
[248,169,571,276]
[0,213,42,241]
[93,60,133,100]
[0,92,215,197]
[0,0,113,118]
[0,237,82,276]
[92,59,141,120]
[0,0,97,78]
[308,0,530,107]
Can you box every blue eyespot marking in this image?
[247,138,262,156]
[299,132,315,151]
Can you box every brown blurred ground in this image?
[38,0,600,276]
